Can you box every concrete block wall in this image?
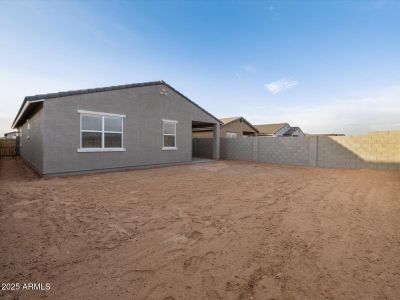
[218,131,400,170]
[258,136,317,166]
[318,131,400,170]
[220,137,255,161]
[192,138,213,159]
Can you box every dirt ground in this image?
[1,157,400,300]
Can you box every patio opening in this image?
[191,121,219,161]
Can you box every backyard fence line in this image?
[193,131,400,170]
[0,138,17,157]
[192,138,213,159]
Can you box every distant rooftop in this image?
[254,123,288,135]
[219,117,241,125]
[219,116,259,133]
[283,127,300,136]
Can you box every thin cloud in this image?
[265,78,298,94]
[247,85,400,135]
[77,21,114,46]
[242,65,256,73]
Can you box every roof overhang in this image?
[11,81,222,128]
[222,117,259,133]
[12,99,44,129]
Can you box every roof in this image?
[220,117,241,125]
[283,127,301,136]
[12,81,221,128]
[219,116,259,133]
[255,123,288,135]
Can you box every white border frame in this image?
[162,119,178,150]
[78,110,126,152]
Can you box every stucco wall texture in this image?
[198,131,400,170]
[19,105,44,173]
[19,84,219,175]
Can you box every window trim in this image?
[162,119,178,150]
[226,131,238,138]
[78,110,125,152]
[26,119,30,140]
[77,110,126,118]
[77,148,126,153]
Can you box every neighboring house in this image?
[193,116,258,138]
[3,131,18,139]
[12,81,221,176]
[255,123,291,136]
[282,127,304,137]
[255,123,304,137]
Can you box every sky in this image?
[1,0,400,135]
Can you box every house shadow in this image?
[316,133,400,171]
[217,132,400,171]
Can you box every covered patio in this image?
[191,120,220,160]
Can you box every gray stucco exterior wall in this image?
[40,84,217,175]
[19,105,44,173]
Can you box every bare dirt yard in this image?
[1,157,400,300]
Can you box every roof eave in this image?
[161,82,221,124]
[12,99,44,129]
[12,80,221,128]
[241,118,260,133]
[221,117,259,133]
[220,118,239,126]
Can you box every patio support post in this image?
[212,123,220,160]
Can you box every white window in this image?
[162,119,177,150]
[226,132,238,138]
[78,110,125,152]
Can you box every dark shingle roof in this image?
[13,81,221,128]
[283,127,299,136]
[24,81,164,101]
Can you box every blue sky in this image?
[1,0,400,135]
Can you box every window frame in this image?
[26,119,30,140]
[77,110,125,152]
[162,119,178,150]
[226,132,238,138]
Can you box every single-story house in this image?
[12,81,221,176]
[193,116,258,138]
[282,127,304,137]
[3,131,19,139]
[255,123,304,137]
